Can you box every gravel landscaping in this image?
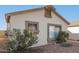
[25,40,79,53]
[0,39,79,53]
[0,38,8,52]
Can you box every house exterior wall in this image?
[9,9,68,47]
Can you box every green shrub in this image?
[7,29,38,52]
[56,31,69,43]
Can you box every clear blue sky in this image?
[0,5,79,30]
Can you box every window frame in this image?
[25,21,39,33]
[47,23,62,43]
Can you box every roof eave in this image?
[52,9,70,25]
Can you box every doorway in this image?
[47,24,61,43]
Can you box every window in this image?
[25,21,39,33]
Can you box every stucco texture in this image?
[8,9,68,47]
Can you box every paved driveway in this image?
[28,40,79,53]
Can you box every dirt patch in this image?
[0,31,7,38]
[0,40,79,53]
[23,40,79,53]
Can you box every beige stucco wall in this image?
[9,9,68,47]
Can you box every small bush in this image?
[7,29,38,52]
[56,31,69,43]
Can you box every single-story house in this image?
[5,5,70,47]
[68,21,79,41]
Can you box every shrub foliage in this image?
[56,31,69,43]
[7,29,38,52]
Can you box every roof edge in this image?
[52,9,70,25]
[5,6,70,25]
